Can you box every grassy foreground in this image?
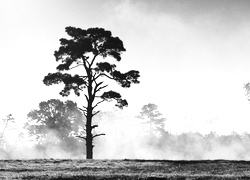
[0,159,250,179]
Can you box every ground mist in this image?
[1,110,250,160]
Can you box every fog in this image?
[0,129,84,159]
[94,110,250,160]
[1,109,250,160]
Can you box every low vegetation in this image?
[0,159,250,179]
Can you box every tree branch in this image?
[93,100,105,109]
[93,74,101,90]
[85,59,91,67]
[84,95,89,101]
[94,73,101,81]
[94,73,114,81]
[93,81,104,97]
[76,135,86,141]
[100,73,114,80]
[92,72,97,82]
[93,133,106,139]
[69,64,84,70]
[78,107,87,117]
[79,107,87,112]
[96,84,108,93]
[93,110,100,116]
[91,125,98,129]
[82,55,91,76]
[90,53,100,67]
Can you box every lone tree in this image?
[43,27,140,159]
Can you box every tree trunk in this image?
[85,69,95,159]
[85,87,94,159]
[86,145,93,159]
[86,125,94,158]
[85,107,93,159]
[86,133,93,159]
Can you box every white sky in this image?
[1,0,250,134]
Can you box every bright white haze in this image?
[1,0,250,136]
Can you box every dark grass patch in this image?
[0,159,250,179]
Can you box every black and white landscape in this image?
[1,0,250,179]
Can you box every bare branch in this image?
[97,81,104,87]
[92,72,97,82]
[76,135,86,141]
[93,133,106,139]
[78,107,87,117]
[79,109,87,117]
[85,59,91,67]
[82,55,91,76]
[102,73,114,80]
[93,81,104,97]
[69,64,84,70]
[92,125,98,129]
[94,73,114,81]
[79,107,87,112]
[93,72,100,88]
[93,111,100,116]
[84,95,89,101]
[96,84,108,93]
[93,100,105,109]
[90,53,100,67]
[94,73,101,81]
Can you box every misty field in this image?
[0,159,250,179]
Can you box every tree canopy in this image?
[43,27,139,106]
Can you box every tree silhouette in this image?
[43,27,140,159]
[245,82,250,101]
[0,114,14,140]
[26,99,83,155]
[137,103,166,137]
[0,114,15,158]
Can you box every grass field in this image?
[0,159,250,179]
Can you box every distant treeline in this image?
[1,101,250,160]
[144,131,250,160]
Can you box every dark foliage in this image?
[43,26,139,101]
[101,91,128,108]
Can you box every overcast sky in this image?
[1,0,250,134]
